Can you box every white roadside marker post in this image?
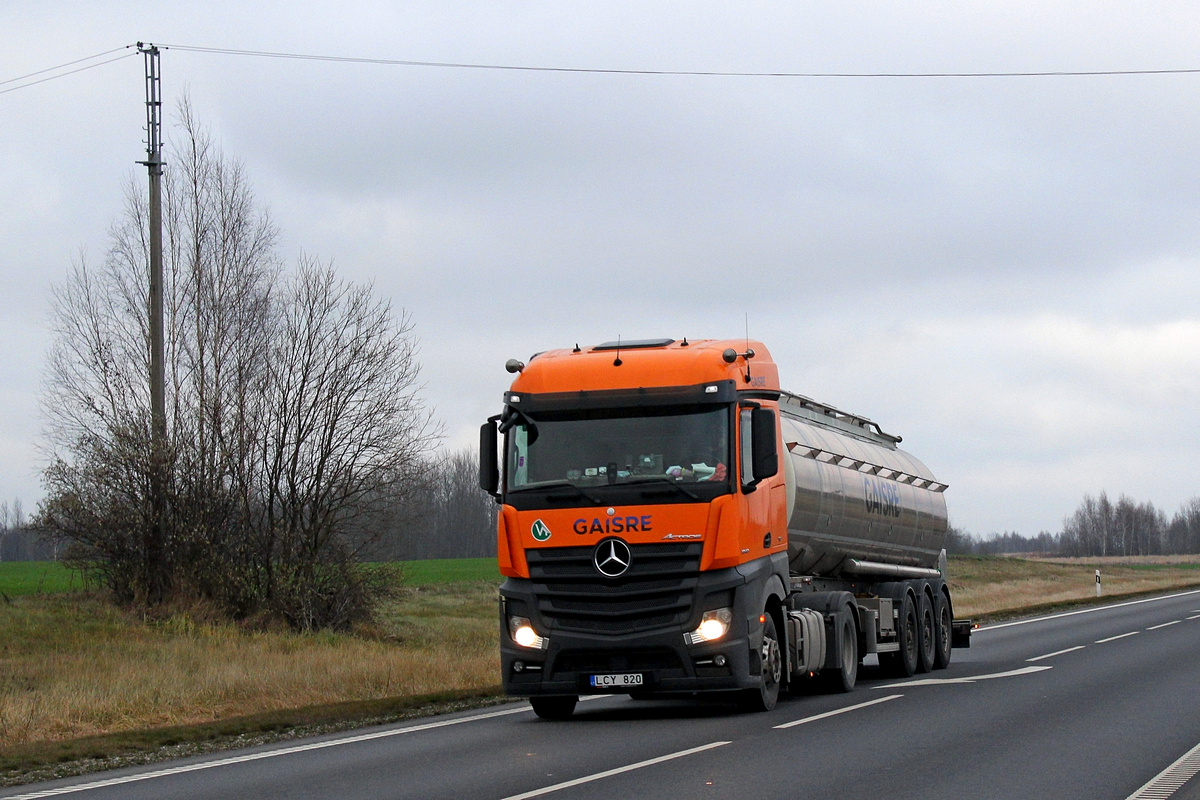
[1096,569,1101,598]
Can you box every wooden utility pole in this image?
[138,42,166,601]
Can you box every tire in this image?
[823,605,858,693]
[881,593,919,678]
[933,591,953,670]
[917,592,936,674]
[530,695,578,720]
[740,612,782,712]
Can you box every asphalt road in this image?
[6,589,1200,800]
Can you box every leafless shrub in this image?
[39,97,438,627]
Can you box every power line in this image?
[0,47,137,95]
[162,43,1200,79]
[5,41,1200,97]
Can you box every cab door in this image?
[737,405,785,560]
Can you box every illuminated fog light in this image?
[508,616,548,650]
[685,608,734,645]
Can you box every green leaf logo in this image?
[531,519,552,542]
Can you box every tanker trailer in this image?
[480,337,971,720]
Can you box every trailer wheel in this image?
[530,696,578,720]
[917,592,936,674]
[933,591,953,670]
[740,612,782,712]
[881,593,919,678]
[823,605,858,693]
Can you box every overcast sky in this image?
[3,2,1199,537]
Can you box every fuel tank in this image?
[778,392,948,577]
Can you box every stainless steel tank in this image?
[778,392,949,577]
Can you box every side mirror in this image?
[751,408,778,481]
[479,419,500,497]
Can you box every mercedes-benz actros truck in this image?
[480,337,970,719]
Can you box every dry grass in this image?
[947,554,1200,619]
[0,584,499,748]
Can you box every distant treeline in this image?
[0,449,497,564]
[948,492,1200,557]
[0,498,57,561]
[371,448,498,561]
[14,478,1197,564]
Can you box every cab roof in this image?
[508,338,780,396]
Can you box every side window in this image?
[509,426,529,486]
[740,408,754,489]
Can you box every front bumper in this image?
[500,563,767,697]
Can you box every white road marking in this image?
[1188,614,1200,620]
[499,741,731,800]
[878,665,1051,688]
[1124,738,1200,800]
[978,589,1200,632]
[1148,620,1181,631]
[2,706,533,800]
[1027,645,1086,662]
[774,694,903,729]
[1096,631,1140,644]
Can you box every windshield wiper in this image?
[510,480,603,504]
[619,475,700,501]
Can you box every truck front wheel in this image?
[740,613,782,712]
[530,695,578,720]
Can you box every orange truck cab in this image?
[479,337,967,720]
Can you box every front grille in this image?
[526,543,703,635]
[553,647,684,675]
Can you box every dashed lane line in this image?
[774,694,904,729]
[978,589,1200,632]
[1096,631,1140,644]
[1148,620,1182,631]
[499,741,731,800]
[877,665,1051,689]
[1027,645,1086,662]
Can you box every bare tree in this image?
[1060,492,1170,557]
[251,260,437,628]
[372,447,498,561]
[40,97,437,626]
[1113,495,1164,557]
[1167,498,1200,555]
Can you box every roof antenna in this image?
[743,313,753,383]
[613,335,622,367]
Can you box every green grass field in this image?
[0,562,84,596]
[0,559,500,597]
[396,558,500,585]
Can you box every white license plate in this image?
[589,672,644,688]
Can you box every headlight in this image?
[508,616,548,650]
[684,607,734,645]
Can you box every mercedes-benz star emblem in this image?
[593,538,632,578]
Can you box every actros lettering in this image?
[574,515,653,535]
[863,477,901,518]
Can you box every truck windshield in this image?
[507,405,730,493]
